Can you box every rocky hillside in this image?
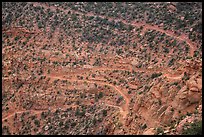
[2,2,202,135]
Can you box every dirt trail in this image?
[143,25,197,56]
[3,61,182,122]
[2,110,41,121]
[2,26,41,36]
[164,72,184,80]
[3,67,188,132]
[90,66,129,72]
[82,79,129,117]
[3,65,172,121]
[2,105,78,121]
[31,2,197,57]
[43,74,130,118]
[47,64,167,76]
[105,103,128,119]
[4,64,176,121]
[42,65,185,119]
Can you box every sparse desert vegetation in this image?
[2,2,202,135]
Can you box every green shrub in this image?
[102,109,107,117]
[34,119,40,127]
[182,121,202,135]
[141,123,147,129]
[98,92,103,99]
[156,127,164,135]
[71,122,77,127]
[75,107,80,116]
[182,72,190,81]
[151,72,162,79]
[168,58,175,67]
[193,50,199,57]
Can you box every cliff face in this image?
[136,60,202,135]
[104,60,202,135]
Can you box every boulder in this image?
[157,105,168,116]
[160,106,173,124]
[190,87,199,92]
[177,91,188,99]
[83,65,93,69]
[143,128,155,135]
[131,59,138,66]
[197,78,202,90]
[188,91,201,104]
[150,87,160,98]
[178,99,190,110]
[187,77,202,91]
